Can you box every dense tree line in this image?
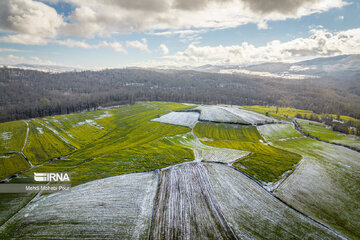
[1,66,359,123]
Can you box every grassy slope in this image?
[193,122,301,183]
[38,111,109,149]
[0,102,195,229]
[0,120,27,153]
[194,122,262,142]
[23,120,74,165]
[257,124,303,141]
[0,153,30,180]
[273,137,360,239]
[244,105,360,125]
[297,118,360,150]
[0,193,37,226]
[0,172,158,239]
[19,102,195,186]
[242,106,294,121]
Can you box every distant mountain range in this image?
[0,64,85,73]
[197,54,360,82]
[2,54,360,82]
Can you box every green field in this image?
[23,120,75,165]
[12,103,195,186]
[0,153,30,180]
[242,105,299,121]
[37,111,110,149]
[193,122,301,183]
[0,120,27,153]
[194,122,263,142]
[296,118,360,150]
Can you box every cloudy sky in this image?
[0,0,359,68]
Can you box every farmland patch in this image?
[257,123,303,142]
[0,172,158,239]
[151,111,199,128]
[204,163,342,239]
[274,138,360,239]
[0,120,27,153]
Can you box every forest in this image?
[1,66,359,123]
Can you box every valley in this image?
[0,102,359,239]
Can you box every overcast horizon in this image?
[0,0,360,69]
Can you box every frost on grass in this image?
[151,111,199,128]
[297,118,360,150]
[71,111,112,130]
[95,111,112,120]
[36,127,44,134]
[204,163,341,239]
[151,163,237,239]
[274,138,360,239]
[257,123,302,142]
[195,105,246,123]
[195,105,280,124]
[0,132,12,150]
[166,133,248,163]
[75,119,104,129]
[0,172,158,239]
[34,120,74,147]
[220,106,280,125]
[151,162,339,239]
[0,132,12,141]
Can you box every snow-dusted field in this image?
[152,162,340,239]
[220,106,279,124]
[332,137,360,150]
[151,111,199,128]
[195,105,280,124]
[195,105,246,123]
[204,163,341,239]
[193,148,248,164]
[274,139,360,239]
[151,163,237,239]
[0,172,158,239]
[0,161,346,239]
[257,123,303,141]
[166,133,249,163]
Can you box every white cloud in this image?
[150,29,207,42]
[161,27,360,66]
[0,34,49,45]
[102,41,127,53]
[0,0,349,47]
[0,48,30,53]
[338,15,344,20]
[60,0,347,38]
[56,39,94,49]
[126,38,150,52]
[160,44,169,54]
[0,0,64,37]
